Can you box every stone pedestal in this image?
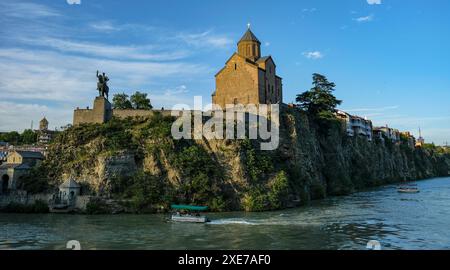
[93,96,112,123]
[73,96,112,125]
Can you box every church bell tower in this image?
[237,25,261,62]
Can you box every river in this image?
[1,177,450,250]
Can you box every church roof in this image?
[59,178,81,189]
[256,56,270,63]
[238,29,260,44]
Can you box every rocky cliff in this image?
[33,109,450,212]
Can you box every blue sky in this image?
[0,0,449,145]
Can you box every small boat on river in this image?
[397,187,420,193]
[170,204,210,223]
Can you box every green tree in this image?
[0,131,20,144]
[268,170,290,209]
[296,73,342,118]
[21,129,37,145]
[130,91,153,110]
[112,93,133,109]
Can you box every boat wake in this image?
[208,218,320,226]
[209,219,258,225]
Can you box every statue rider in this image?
[96,70,109,99]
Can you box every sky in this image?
[0,0,449,145]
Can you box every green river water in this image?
[1,177,449,250]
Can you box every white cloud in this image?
[0,1,60,19]
[354,14,374,22]
[367,0,382,5]
[89,21,119,32]
[0,48,210,101]
[303,51,324,60]
[0,101,73,132]
[164,85,188,96]
[18,37,190,61]
[264,42,270,47]
[176,31,233,49]
[89,21,157,33]
[302,8,317,13]
[67,0,81,5]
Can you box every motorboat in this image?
[397,187,420,193]
[170,204,210,223]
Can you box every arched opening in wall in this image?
[1,174,9,193]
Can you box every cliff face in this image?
[40,110,450,212]
[278,109,450,200]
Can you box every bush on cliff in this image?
[268,170,290,209]
[242,171,290,211]
[111,172,167,212]
[171,144,227,210]
[241,138,273,183]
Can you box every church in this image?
[212,27,283,108]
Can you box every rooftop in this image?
[15,151,44,159]
[238,29,260,44]
[59,178,81,189]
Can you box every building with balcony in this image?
[375,126,401,143]
[336,110,372,141]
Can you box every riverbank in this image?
[2,176,449,215]
[8,109,450,213]
[2,176,449,250]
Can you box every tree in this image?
[0,131,20,144]
[21,129,37,145]
[296,73,342,118]
[112,93,132,109]
[130,91,153,110]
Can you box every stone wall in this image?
[0,192,51,207]
[0,191,91,210]
[113,109,154,119]
[73,96,112,125]
[73,95,186,126]
[113,109,184,119]
[214,54,260,108]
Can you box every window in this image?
[234,63,237,70]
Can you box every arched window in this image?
[1,174,9,193]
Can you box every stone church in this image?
[212,27,283,108]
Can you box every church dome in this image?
[238,29,261,44]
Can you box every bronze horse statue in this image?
[96,70,109,99]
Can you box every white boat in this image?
[171,213,209,223]
[170,204,210,223]
[398,187,420,193]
